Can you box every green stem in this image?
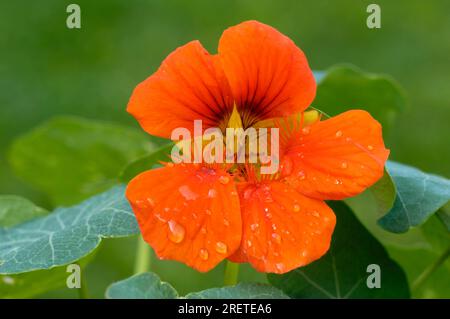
[224,261,240,286]
[134,235,152,274]
[412,245,450,292]
[78,266,89,299]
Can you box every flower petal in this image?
[126,164,241,272]
[127,41,233,138]
[228,181,336,274]
[218,20,316,123]
[282,110,389,200]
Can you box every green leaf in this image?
[378,161,450,233]
[0,195,48,228]
[0,185,139,274]
[120,143,174,182]
[314,64,406,135]
[105,272,288,299]
[268,201,410,298]
[8,116,154,206]
[186,283,289,299]
[437,206,450,232]
[0,252,94,298]
[388,245,450,299]
[106,272,179,299]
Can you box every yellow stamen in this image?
[227,104,243,129]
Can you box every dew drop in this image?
[247,240,252,247]
[145,197,155,206]
[208,188,217,198]
[2,276,15,285]
[164,207,170,212]
[167,220,185,244]
[243,188,253,200]
[219,175,230,184]
[272,224,277,231]
[293,204,301,213]
[134,199,147,209]
[179,185,199,201]
[272,233,282,244]
[311,210,320,218]
[334,179,342,185]
[215,242,228,254]
[230,190,238,196]
[250,223,259,231]
[276,263,285,272]
[297,170,306,180]
[367,145,374,151]
[201,227,207,234]
[345,137,352,142]
[335,130,343,137]
[301,250,308,257]
[199,249,209,260]
[302,126,311,135]
[281,157,293,176]
[205,209,212,216]
[340,162,348,169]
[223,218,230,226]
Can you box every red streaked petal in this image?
[218,20,316,122]
[126,164,241,272]
[127,41,233,138]
[228,181,336,274]
[282,110,389,200]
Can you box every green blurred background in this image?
[1,0,449,298]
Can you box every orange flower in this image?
[126,21,389,273]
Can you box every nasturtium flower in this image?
[126,21,389,273]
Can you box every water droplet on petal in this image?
[219,176,230,184]
[247,240,252,247]
[301,250,308,257]
[205,209,212,216]
[243,188,253,199]
[335,130,343,137]
[201,227,207,234]
[167,220,185,244]
[334,179,342,185]
[367,145,374,151]
[208,189,217,198]
[341,162,348,169]
[293,204,301,213]
[223,219,230,226]
[311,210,320,218]
[345,137,352,142]
[272,224,277,231]
[276,263,285,272]
[272,233,281,244]
[146,197,155,206]
[297,170,306,180]
[199,249,209,260]
[250,223,259,231]
[281,157,293,176]
[215,242,228,254]
[179,185,199,201]
[302,126,311,135]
